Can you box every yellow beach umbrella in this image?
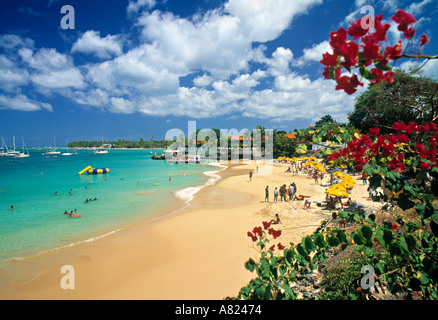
[341,181,355,189]
[325,188,349,198]
[314,164,327,173]
[328,184,347,192]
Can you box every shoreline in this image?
[0,160,381,299]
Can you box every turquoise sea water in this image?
[0,149,217,267]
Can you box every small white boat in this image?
[0,137,7,156]
[6,136,20,157]
[15,138,30,158]
[61,140,73,156]
[94,135,108,154]
[46,135,61,155]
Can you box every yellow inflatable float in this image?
[78,166,110,175]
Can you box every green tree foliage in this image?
[68,138,172,149]
[348,72,438,134]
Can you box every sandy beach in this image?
[0,160,382,300]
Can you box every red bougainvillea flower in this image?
[391,223,398,230]
[421,124,431,132]
[381,70,395,84]
[336,41,360,69]
[403,27,416,39]
[406,121,421,134]
[373,14,391,42]
[420,34,430,46]
[253,226,263,238]
[391,121,407,132]
[268,228,282,239]
[277,243,286,250]
[247,231,258,242]
[347,17,369,40]
[335,74,363,95]
[391,9,416,32]
[396,134,409,143]
[419,161,430,171]
[362,41,382,61]
[320,52,339,67]
[385,40,402,60]
[262,221,271,230]
[369,127,380,137]
[269,245,275,252]
[329,27,348,56]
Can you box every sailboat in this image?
[15,138,30,158]
[94,135,108,154]
[6,136,20,157]
[61,140,73,156]
[0,137,7,156]
[46,135,61,155]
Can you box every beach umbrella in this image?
[325,188,349,198]
[332,171,345,178]
[341,181,355,189]
[328,184,347,192]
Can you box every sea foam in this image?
[174,162,226,204]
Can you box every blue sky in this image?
[0,0,437,146]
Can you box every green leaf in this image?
[375,228,385,246]
[365,247,375,257]
[419,272,430,285]
[361,225,373,241]
[431,212,438,225]
[383,229,393,245]
[386,170,400,183]
[312,135,322,144]
[296,243,308,257]
[416,202,426,217]
[245,258,256,272]
[281,284,296,299]
[374,59,393,71]
[314,233,327,249]
[363,163,376,177]
[360,65,375,79]
[336,229,347,243]
[405,234,417,251]
[304,236,315,252]
[327,235,340,247]
[296,143,308,154]
[353,231,366,245]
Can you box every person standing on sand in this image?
[265,186,269,202]
[274,187,278,202]
[249,170,253,181]
[362,172,368,185]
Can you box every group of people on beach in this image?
[284,163,302,175]
[265,182,308,204]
